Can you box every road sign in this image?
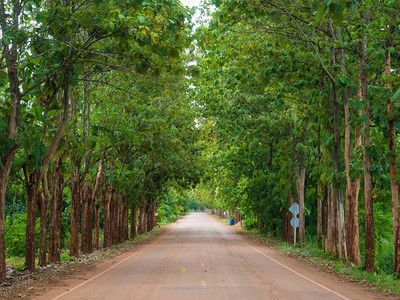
[289,203,299,216]
[288,202,299,246]
[290,217,299,228]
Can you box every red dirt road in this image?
[35,213,395,300]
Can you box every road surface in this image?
[37,213,393,300]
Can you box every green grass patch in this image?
[60,251,77,262]
[6,256,26,271]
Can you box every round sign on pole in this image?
[290,217,299,228]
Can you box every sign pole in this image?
[294,204,297,246]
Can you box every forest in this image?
[0,0,400,286]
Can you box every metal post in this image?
[294,204,297,246]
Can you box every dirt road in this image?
[36,213,395,300]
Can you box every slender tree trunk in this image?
[93,198,101,249]
[294,127,306,244]
[287,167,294,243]
[385,22,400,274]
[87,188,94,252]
[0,150,18,279]
[344,102,362,264]
[110,190,117,245]
[49,149,62,263]
[122,197,129,241]
[332,84,347,259]
[70,168,81,257]
[138,196,146,235]
[281,207,287,242]
[38,192,48,267]
[103,178,113,248]
[130,204,137,239]
[90,160,103,250]
[146,200,153,233]
[316,125,323,248]
[0,2,22,277]
[336,25,361,264]
[153,202,158,230]
[116,193,122,244]
[359,23,376,272]
[317,185,323,248]
[359,25,375,272]
[327,20,347,259]
[81,178,89,253]
[25,170,40,271]
[325,188,338,257]
[323,185,328,251]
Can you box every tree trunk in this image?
[287,167,294,243]
[103,181,113,248]
[147,200,153,233]
[294,127,306,244]
[332,83,347,259]
[281,207,287,242]
[80,179,90,253]
[327,20,347,259]
[385,22,400,274]
[344,91,362,264]
[38,192,48,267]
[130,204,137,239]
[336,25,361,264]
[0,4,22,277]
[48,150,63,263]
[0,149,18,279]
[25,169,40,271]
[70,168,81,257]
[317,185,323,248]
[153,203,158,230]
[359,28,375,272]
[336,189,346,258]
[111,190,118,245]
[93,200,101,249]
[323,185,328,251]
[122,197,129,241]
[116,193,122,244]
[138,202,146,234]
[325,188,338,257]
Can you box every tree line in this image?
[193,0,400,275]
[0,0,197,280]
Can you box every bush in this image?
[5,213,40,257]
[243,217,257,230]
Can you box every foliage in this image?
[5,214,40,258]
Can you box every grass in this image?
[5,257,25,271]
[275,240,400,294]
[158,213,187,226]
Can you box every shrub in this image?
[5,213,40,257]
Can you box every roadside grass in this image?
[158,213,187,226]
[5,257,25,271]
[276,240,400,295]
[212,214,400,296]
[5,224,166,273]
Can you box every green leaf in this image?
[391,88,400,101]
